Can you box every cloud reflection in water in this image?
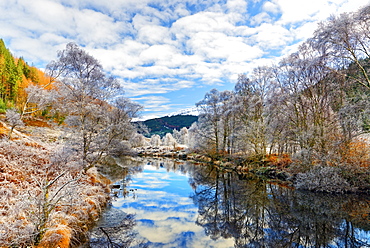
[113,164,234,247]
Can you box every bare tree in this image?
[234,67,272,156]
[46,43,141,171]
[5,108,24,139]
[19,84,56,119]
[196,89,234,154]
[130,133,148,147]
[162,132,177,148]
[173,127,189,145]
[150,134,162,147]
[311,7,370,90]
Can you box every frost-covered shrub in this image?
[295,166,356,193]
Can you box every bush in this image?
[295,166,356,193]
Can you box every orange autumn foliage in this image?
[15,58,54,108]
[340,139,370,168]
[265,153,292,168]
[23,118,50,128]
[36,224,71,248]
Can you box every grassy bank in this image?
[0,119,111,247]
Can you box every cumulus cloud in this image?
[2,0,369,118]
[262,1,280,14]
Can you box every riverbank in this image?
[87,157,370,247]
[134,145,370,194]
[0,118,111,247]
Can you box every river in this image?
[89,157,370,248]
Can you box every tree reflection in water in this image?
[89,208,142,248]
[189,164,370,247]
[90,157,147,248]
[93,157,370,247]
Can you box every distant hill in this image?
[137,115,198,137]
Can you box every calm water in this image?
[92,157,370,248]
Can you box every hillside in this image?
[0,39,51,113]
[138,114,198,137]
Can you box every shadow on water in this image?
[91,157,370,248]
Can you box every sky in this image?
[1,0,370,120]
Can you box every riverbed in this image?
[90,157,370,247]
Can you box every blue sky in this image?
[1,0,370,119]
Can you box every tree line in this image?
[189,5,370,192]
[0,39,51,112]
[140,5,370,193]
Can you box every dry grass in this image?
[0,139,110,247]
[0,122,8,139]
[23,118,50,128]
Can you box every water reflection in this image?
[97,157,370,247]
[191,166,370,247]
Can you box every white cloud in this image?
[172,12,237,38]
[252,23,292,49]
[137,25,172,45]
[262,1,280,14]
[249,12,272,26]
[188,32,263,62]
[139,44,178,65]
[226,0,248,14]
[130,95,172,111]
[2,0,370,118]
[272,0,369,26]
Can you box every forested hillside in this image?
[138,115,198,137]
[0,39,51,113]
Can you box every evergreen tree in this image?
[0,39,22,104]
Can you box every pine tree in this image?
[0,39,22,104]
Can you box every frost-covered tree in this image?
[196,89,234,153]
[162,132,177,148]
[150,134,162,147]
[310,6,370,142]
[20,84,56,119]
[186,122,202,150]
[233,68,272,155]
[130,133,148,147]
[5,108,24,138]
[180,127,189,145]
[172,127,189,145]
[172,129,181,144]
[46,43,141,171]
[311,6,370,90]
